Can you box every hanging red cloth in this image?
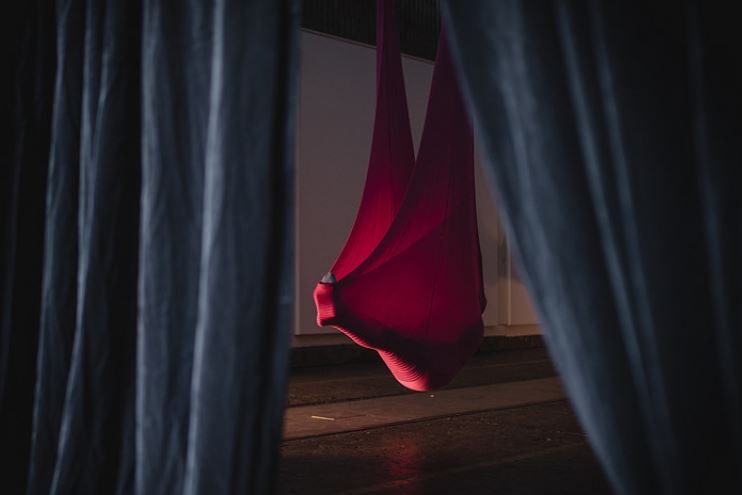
[314,0,486,391]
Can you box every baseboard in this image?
[290,334,544,368]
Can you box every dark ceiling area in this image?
[302,0,440,60]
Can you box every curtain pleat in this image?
[139,0,299,493]
[3,0,298,493]
[44,0,142,492]
[180,1,298,491]
[441,1,742,494]
[136,1,213,493]
[27,0,84,493]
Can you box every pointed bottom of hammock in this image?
[376,323,483,391]
[314,280,484,391]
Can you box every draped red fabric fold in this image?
[313,0,486,391]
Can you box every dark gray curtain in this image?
[2,0,298,493]
[442,1,741,494]
[1,1,56,492]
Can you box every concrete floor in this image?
[279,348,613,495]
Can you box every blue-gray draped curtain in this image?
[1,1,298,493]
[442,1,741,494]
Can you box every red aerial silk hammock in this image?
[314,0,486,391]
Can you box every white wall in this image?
[294,31,538,345]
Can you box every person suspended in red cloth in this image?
[314,0,486,391]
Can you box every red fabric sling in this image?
[314,0,486,391]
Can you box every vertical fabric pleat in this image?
[4,0,299,494]
[27,0,84,493]
[136,1,213,493]
[182,0,298,492]
[441,1,742,494]
[47,0,142,492]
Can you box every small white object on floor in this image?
[310,415,336,421]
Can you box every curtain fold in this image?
[44,1,142,492]
[137,1,213,493]
[180,0,298,492]
[3,0,298,493]
[441,1,741,494]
